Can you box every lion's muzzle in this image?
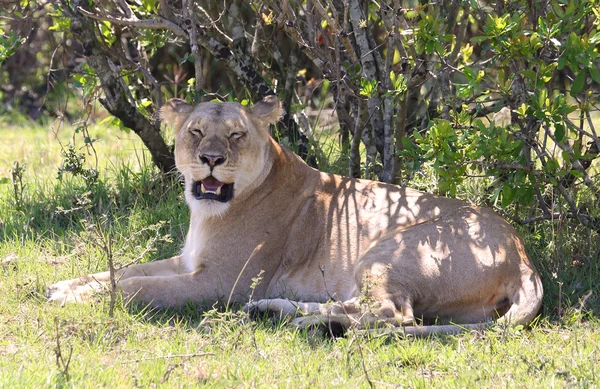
[192,177,234,202]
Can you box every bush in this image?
[1,0,598,233]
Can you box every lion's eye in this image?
[190,128,204,137]
[230,132,245,139]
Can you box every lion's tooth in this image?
[216,186,222,196]
[200,183,206,194]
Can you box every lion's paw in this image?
[46,276,107,305]
[291,315,326,328]
[292,315,347,337]
[242,300,268,313]
[243,298,301,319]
[243,300,274,319]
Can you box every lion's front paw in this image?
[242,300,269,313]
[291,315,325,328]
[46,276,107,305]
[291,315,347,337]
[243,299,281,318]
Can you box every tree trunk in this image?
[70,2,175,173]
[349,0,385,172]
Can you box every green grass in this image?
[1,119,599,388]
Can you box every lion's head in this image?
[161,96,282,217]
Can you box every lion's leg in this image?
[338,208,543,328]
[243,297,362,319]
[47,255,183,304]
[117,269,241,308]
[289,296,416,330]
[245,295,416,333]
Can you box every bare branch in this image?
[196,4,232,42]
[157,0,174,20]
[447,4,470,67]
[543,124,594,188]
[381,1,400,183]
[349,0,384,158]
[77,7,187,37]
[313,0,358,63]
[585,110,600,151]
[116,0,133,19]
[349,99,367,178]
[182,0,203,90]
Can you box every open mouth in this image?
[192,176,234,203]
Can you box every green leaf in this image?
[522,70,537,80]
[401,137,414,150]
[555,124,565,142]
[98,116,113,125]
[538,88,548,108]
[464,66,474,80]
[570,69,586,96]
[569,170,584,179]
[502,182,516,207]
[179,53,189,65]
[589,66,600,84]
[475,119,486,132]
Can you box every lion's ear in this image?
[249,95,283,126]
[161,98,195,131]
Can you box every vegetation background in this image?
[1,0,599,387]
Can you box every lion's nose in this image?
[199,154,226,167]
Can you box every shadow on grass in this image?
[0,166,188,255]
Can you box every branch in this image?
[349,99,367,178]
[77,6,273,97]
[264,0,325,68]
[585,110,600,152]
[543,124,594,188]
[313,0,358,63]
[460,160,533,172]
[70,6,175,172]
[349,0,385,157]
[468,102,501,117]
[157,0,174,20]
[182,0,203,90]
[196,4,232,42]
[447,3,470,67]
[531,141,596,231]
[116,0,133,19]
[77,7,187,37]
[397,13,418,61]
[381,2,399,183]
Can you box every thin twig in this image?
[77,7,187,37]
[183,0,203,91]
[355,336,374,389]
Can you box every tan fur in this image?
[47,97,543,332]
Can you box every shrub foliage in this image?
[1,0,599,232]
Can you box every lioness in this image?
[48,96,543,334]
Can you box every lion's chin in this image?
[192,178,234,203]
